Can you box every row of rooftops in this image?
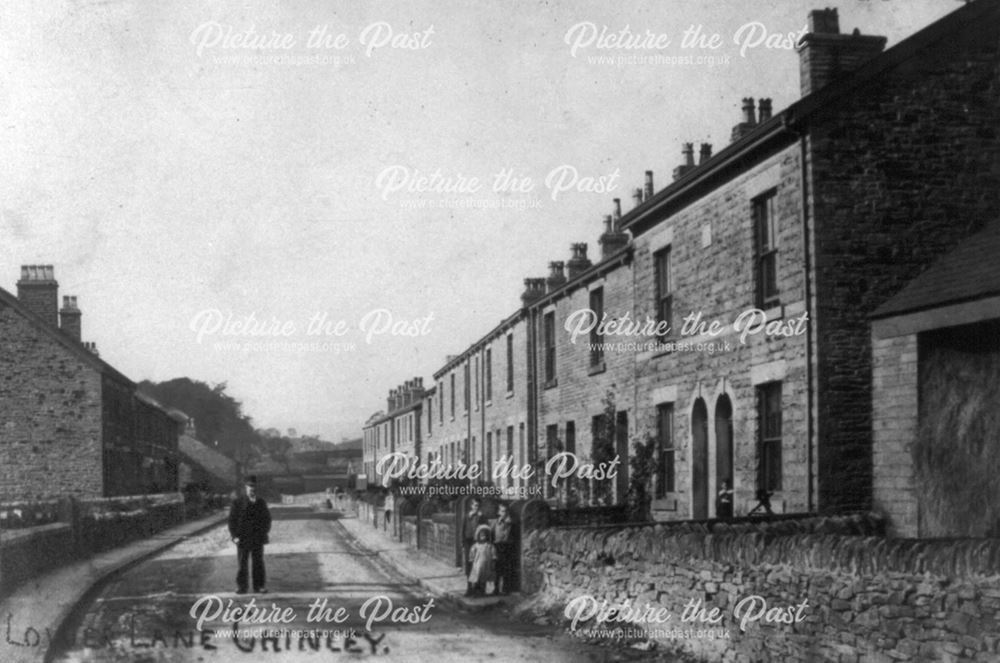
[370,0,998,398]
[1,265,187,423]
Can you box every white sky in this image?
[0,0,955,440]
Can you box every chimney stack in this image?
[797,8,886,97]
[632,187,643,208]
[567,243,592,279]
[742,97,756,125]
[757,98,773,123]
[520,278,547,306]
[83,341,99,357]
[730,98,758,142]
[59,295,82,342]
[599,209,630,259]
[672,143,696,181]
[17,265,59,327]
[643,171,654,201]
[699,143,713,165]
[546,261,567,293]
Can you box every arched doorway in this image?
[715,395,734,516]
[691,399,709,519]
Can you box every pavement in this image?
[0,509,228,663]
[331,502,513,613]
[0,497,513,663]
[42,498,592,663]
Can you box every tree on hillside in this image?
[138,378,261,464]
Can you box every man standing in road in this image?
[228,475,272,594]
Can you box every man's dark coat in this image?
[228,496,272,547]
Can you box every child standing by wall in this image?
[467,524,496,596]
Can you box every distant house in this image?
[0,265,183,500]
[363,380,426,486]
[176,417,239,493]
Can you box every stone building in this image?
[362,378,425,486]
[361,1,1000,529]
[0,265,183,500]
[465,309,531,495]
[527,236,634,506]
[429,354,474,475]
[178,416,239,493]
[620,0,1000,520]
[871,220,1000,537]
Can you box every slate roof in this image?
[872,220,1000,319]
[178,434,237,485]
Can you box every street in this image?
[49,506,659,663]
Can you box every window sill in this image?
[505,390,514,399]
[760,303,783,319]
[485,399,492,408]
[588,361,606,376]
[652,496,678,512]
[650,338,677,360]
[544,379,558,390]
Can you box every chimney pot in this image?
[741,97,757,125]
[59,294,82,342]
[567,243,592,278]
[546,261,567,293]
[758,99,773,122]
[699,143,713,164]
[643,171,654,201]
[673,143,697,180]
[632,187,643,207]
[521,277,548,306]
[808,8,840,35]
[599,206,630,260]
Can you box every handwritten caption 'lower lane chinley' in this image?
[5,612,385,655]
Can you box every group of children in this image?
[463,498,516,597]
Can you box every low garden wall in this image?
[522,514,1000,662]
[0,492,226,593]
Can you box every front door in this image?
[691,399,709,519]
[715,395,734,512]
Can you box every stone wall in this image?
[0,492,199,593]
[522,518,1000,662]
